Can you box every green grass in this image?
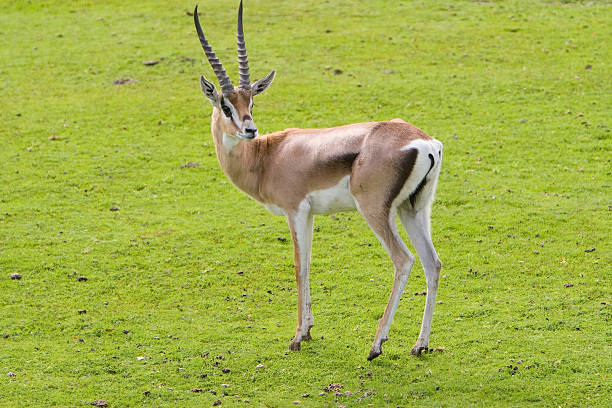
[1,0,610,406]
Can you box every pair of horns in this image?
[194,1,250,94]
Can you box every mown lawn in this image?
[0,0,610,406]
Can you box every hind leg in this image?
[354,202,415,360]
[398,203,442,355]
[349,138,429,359]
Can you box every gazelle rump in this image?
[194,1,444,359]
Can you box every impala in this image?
[193,1,443,360]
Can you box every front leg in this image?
[286,206,315,351]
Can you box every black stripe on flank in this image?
[386,148,418,209]
[326,151,359,170]
[409,153,435,208]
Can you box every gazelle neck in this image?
[210,109,265,202]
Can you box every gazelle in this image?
[193,1,443,360]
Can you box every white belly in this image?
[264,203,286,216]
[307,175,356,214]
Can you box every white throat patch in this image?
[222,132,241,151]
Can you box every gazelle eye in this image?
[221,104,232,118]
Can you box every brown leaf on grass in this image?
[143,60,159,66]
[182,162,200,168]
[90,401,108,408]
[564,282,574,288]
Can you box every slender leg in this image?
[398,204,442,355]
[357,206,415,361]
[287,207,315,351]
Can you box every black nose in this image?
[245,127,257,137]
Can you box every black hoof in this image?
[289,341,301,351]
[367,349,381,361]
[411,345,427,356]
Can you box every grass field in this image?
[1,0,610,406]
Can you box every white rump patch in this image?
[394,139,443,211]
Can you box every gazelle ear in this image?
[251,70,275,96]
[200,75,221,106]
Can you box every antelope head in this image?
[194,1,275,140]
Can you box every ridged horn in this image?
[236,0,251,89]
[194,5,234,94]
